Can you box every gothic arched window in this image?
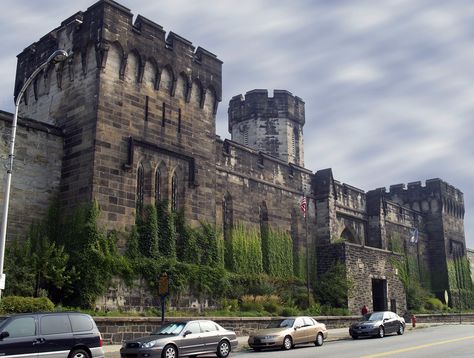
[155,169,161,204]
[171,172,178,211]
[136,163,145,211]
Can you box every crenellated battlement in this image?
[228,89,305,131]
[15,0,222,104]
[385,178,463,202]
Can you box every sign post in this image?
[158,272,169,325]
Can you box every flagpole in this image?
[305,196,310,308]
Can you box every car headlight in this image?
[142,341,159,348]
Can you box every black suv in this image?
[0,312,104,358]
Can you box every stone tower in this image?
[14,0,222,232]
[228,89,305,166]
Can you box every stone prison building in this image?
[1,0,471,314]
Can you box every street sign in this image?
[444,290,449,306]
[159,273,169,296]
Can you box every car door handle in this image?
[33,338,46,345]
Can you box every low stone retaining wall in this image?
[95,316,363,344]
[95,313,474,344]
[412,313,474,324]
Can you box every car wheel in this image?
[315,332,324,346]
[217,340,231,358]
[162,345,178,358]
[69,349,90,358]
[282,336,293,350]
[377,326,385,338]
[397,324,405,335]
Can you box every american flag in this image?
[300,196,307,218]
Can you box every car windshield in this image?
[152,323,186,335]
[266,319,295,329]
[363,312,384,321]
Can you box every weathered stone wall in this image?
[380,179,467,299]
[333,181,367,245]
[15,0,223,235]
[215,137,314,256]
[228,90,305,166]
[94,315,362,344]
[92,0,222,232]
[344,243,406,315]
[468,249,474,283]
[16,9,102,214]
[0,111,63,242]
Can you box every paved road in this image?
[106,324,474,358]
[233,325,474,358]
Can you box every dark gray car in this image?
[349,311,405,339]
[120,320,237,358]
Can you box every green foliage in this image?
[280,306,299,317]
[156,200,176,259]
[5,215,70,299]
[293,248,306,280]
[137,204,159,258]
[0,296,54,314]
[175,211,199,263]
[320,305,350,316]
[424,297,445,311]
[196,222,220,266]
[388,235,403,254]
[261,229,293,278]
[4,240,35,297]
[62,201,125,308]
[314,263,351,308]
[226,223,263,274]
[125,226,140,260]
[391,255,431,311]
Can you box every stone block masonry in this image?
[0,111,63,242]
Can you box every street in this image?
[233,325,474,358]
[107,324,474,358]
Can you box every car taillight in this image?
[99,333,103,347]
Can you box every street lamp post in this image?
[0,49,68,298]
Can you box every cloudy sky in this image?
[0,0,473,248]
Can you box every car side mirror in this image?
[294,325,300,330]
[0,331,9,340]
[383,318,389,322]
[183,330,192,337]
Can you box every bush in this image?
[304,303,322,316]
[280,306,299,317]
[320,305,350,316]
[424,297,445,311]
[0,296,55,314]
[219,298,239,312]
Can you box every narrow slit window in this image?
[162,102,166,127]
[145,96,149,122]
[178,108,182,133]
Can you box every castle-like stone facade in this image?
[1,0,470,314]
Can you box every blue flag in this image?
[410,228,419,244]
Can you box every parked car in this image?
[248,316,327,351]
[0,312,104,358]
[120,320,237,358]
[349,311,405,339]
